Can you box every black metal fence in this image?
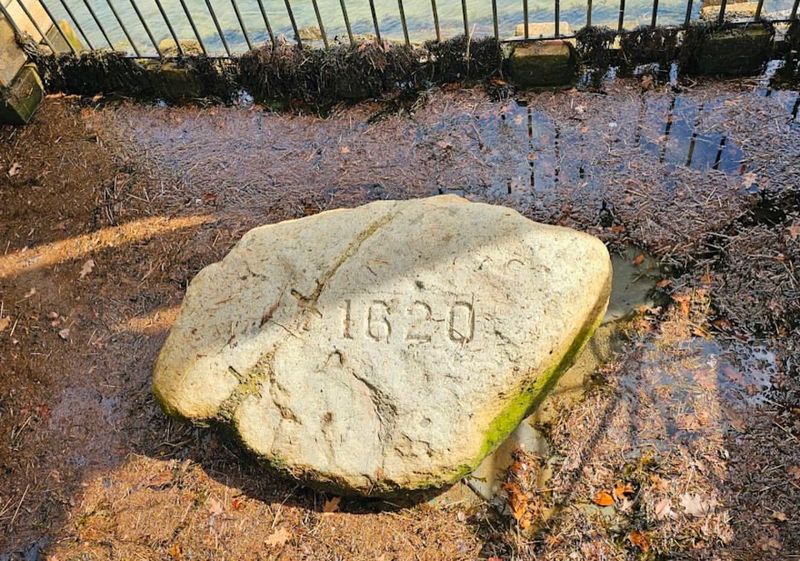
[1,0,798,58]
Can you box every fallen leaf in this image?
[613,481,634,500]
[339,146,350,154]
[0,316,10,333]
[788,465,800,482]
[502,481,529,525]
[168,543,182,560]
[24,287,36,299]
[58,328,70,341]
[741,171,758,190]
[265,527,290,548]
[656,278,672,289]
[788,223,800,240]
[653,497,675,520]
[207,497,223,516]
[7,162,20,177]
[772,511,787,522]
[231,497,244,511]
[632,254,645,266]
[629,530,650,552]
[671,293,691,317]
[79,259,95,280]
[680,493,715,517]
[592,491,614,507]
[712,318,732,331]
[323,496,341,513]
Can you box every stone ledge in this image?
[690,25,772,76]
[0,63,44,125]
[507,40,577,88]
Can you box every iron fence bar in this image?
[177,0,208,54]
[80,0,113,48]
[153,0,183,55]
[310,0,327,47]
[255,0,275,46]
[338,0,353,45]
[491,0,498,39]
[754,0,764,19]
[717,0,727,24]
[523,0,529,38]
[104,0,141,56]
[205,0,231,55]
[587,0,592,26]
[651,0,658,27]
[15,0,58,51]
[430,0,440,41]
[38,0,79,54]
[555,0,560,36]
[56,0,94,50]
[397,0,409,45]
[460,0,468,37]
[791,0,799,20]
[283,0,302,46]
[367,0,380,42]
[230,0,253,50]
[129,0,161,56]
[617,0,625,33]
[683,0,693,26]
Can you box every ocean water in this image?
[40,0,795,55]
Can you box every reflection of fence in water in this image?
[0,0,799,58]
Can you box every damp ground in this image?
[1,74,799,560]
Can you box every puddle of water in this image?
[605,247,661,322]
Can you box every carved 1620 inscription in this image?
[339,298,475,344]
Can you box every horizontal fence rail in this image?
[1,0,799,58]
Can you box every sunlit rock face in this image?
[153,195,612,496]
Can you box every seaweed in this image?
[619,26,681,70]
[22,41,238,102]
[575,26,617,71]
[423,35,502,83]
[22,35,501,107]
[238,41,421,104]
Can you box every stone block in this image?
[700,1,760,20]
[514,22,572,39]
[142,59,202,100]
[508,40,576,88]
[1,14,27,88]
[157,38,204,56]
[692,25,772,76]
[0,64,44,125]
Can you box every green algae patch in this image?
[472,273,612,470]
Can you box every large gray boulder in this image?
[153,196,611,496]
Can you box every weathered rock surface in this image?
[153,196,612,495]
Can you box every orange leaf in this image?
[632,254,645,266]
[656,278,672,289]
[593,491,614,506]
[502,481,529,522]
[629,530,650,552]
[613,482,634,500]
[323,496,341,513]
